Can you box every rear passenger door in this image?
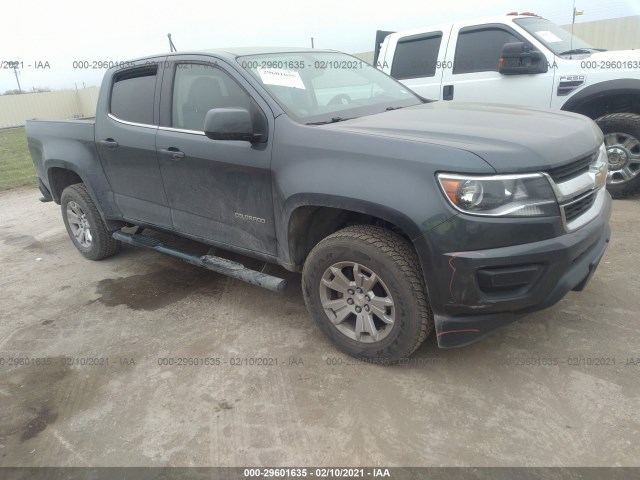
[440,23,554,107]
[156,56,277,256]
[95,60,173,228]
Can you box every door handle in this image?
[160,147,185,161]
[99,138,119,149]
[443,85,454,101]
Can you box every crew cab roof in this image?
[199,46,335,56]
[125,47,337,65]
[382,15,544,41]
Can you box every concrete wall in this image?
[562,15,640,51]
[0,87,99,129]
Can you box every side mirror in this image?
[499,42,548,75]
[204,108,263,142]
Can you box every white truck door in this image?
[383,25,452,100]
[440,22,555,107]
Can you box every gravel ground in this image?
[0,187,638,467]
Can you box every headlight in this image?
[437,173,559,217]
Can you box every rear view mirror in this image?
[499,42,548,75]
[204,108,263,142]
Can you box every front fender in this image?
[271,115,488,261]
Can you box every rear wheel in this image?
[61,184,121,260]
[595,113,640,198]
[302,225,433,362]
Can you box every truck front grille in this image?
[562,190,598,224]
[547,153,595,183]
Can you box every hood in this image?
[326,102,603,173]
[588,50,640,62]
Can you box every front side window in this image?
[453,27,521,74]
[110,66,157,124]
[172,63,252,132]
[238,52,422,124]
[391,33,443,80]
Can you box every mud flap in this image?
[435,312,522,348]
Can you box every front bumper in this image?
[424,190,612,348]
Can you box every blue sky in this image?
[2,0,638,92]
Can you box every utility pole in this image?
[311,37,314,48]
[12,63,22,93]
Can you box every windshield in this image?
[237,52,423,124]
[514,17,602,56]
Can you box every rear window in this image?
[110,66,157,125]
[391,33,442,80]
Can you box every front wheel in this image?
[595,113,640,198]
[61,183,121,260]
[302,225,433,362]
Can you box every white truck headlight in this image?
[437,173,559,217]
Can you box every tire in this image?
[60,183,121,260]
[595,113,640,198]
[302,225,433,362]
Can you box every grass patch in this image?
[0,127,37,192]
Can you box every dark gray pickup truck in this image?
[27,47,611,361]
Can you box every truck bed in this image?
[25,119,97,195]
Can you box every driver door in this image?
[156,57,277,256]
[440,23,555,107]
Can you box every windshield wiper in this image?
[306,117,354,125]
[558,47,607,56]
[385,106,404,111]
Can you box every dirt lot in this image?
[0,187,638,467]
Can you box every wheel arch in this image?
[560,79,640,119]
[282,194,425,270]
[46,163,85,203]
[46,161,126,231]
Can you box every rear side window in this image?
[453,27,521,74]
[391,33,442,80]
[110,66,157,125]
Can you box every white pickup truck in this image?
[376,13,640,197]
